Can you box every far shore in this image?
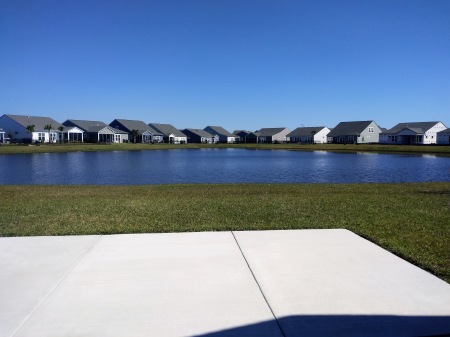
[1,142,450,156]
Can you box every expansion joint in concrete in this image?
[231,231,287,337]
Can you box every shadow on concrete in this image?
[194,315,450,337]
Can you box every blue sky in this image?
[1,0,449,131]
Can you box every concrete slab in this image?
[234,229,450,336]
[11,232,281,337]
[0,235,100,337]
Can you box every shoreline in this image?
[1,142,450,156]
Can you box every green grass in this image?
[1,183,449,283]
[1,142,450,155]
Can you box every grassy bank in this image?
[1,142,450,155]
[1,183,449,282]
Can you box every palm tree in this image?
[58,126,64,143]
[131,129,140,143]
[26,125,35,143]
[310,130,317,144]
[44,124,53,143]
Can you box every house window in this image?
[368,127,374,133]
[38,132,45,142]
[115,134,121,143]
[50,133,57,142]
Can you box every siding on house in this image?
[204,126,236,143]
[437,128,450,145]
[328,121,382,144]
[257,128,290,143]
[0,114,64,143]
[110,119,163,143]
[380,122,447,145]
[182,129,218,143]
[63,119,128,143]
[287,127,330,144]
[148,123,188,144]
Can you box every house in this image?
[256,128,291,143]
[63,119,128,143]
[0,114,66,143]
[109,119,163,143]
[287,127,331,144]
[244,131,261,143]
[379,122,447,145]
[437,128,450,145]
[148,123,187,144]
[232,130,252,143]
[182,129,219,144]
[328,121,382,144]
[203,126,236,143]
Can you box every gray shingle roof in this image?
[110,119,154,134]
[328,121,374,137]
[381,122,441,134]
[183,129,215,137]
[204,126,234,137]
[63,119,107,132]
[287,127,327,137]
[258,128,288,137]
[5,114,63,131]
[438,128,450,134]
[148,123,187,138]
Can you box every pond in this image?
[0,148,449,185]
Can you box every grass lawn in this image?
[1,183,449,283]
[1,142,450,156]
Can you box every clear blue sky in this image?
[1,0,449,131]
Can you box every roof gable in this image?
[382,122,441,134]
[5,114,63,130]
[204,126,234,137]
[63,119,108,132]
[258,128,288,137]
[110,119,152,133]
[149,123,186,138]
[328,121,375,137]
[287,127,327,137]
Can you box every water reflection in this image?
[0,149,449,185]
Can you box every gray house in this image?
[204,126,236,143]
[109,119,163,143]
[232,130,253,143]
[287,127,331,144]
[148,123,187,144]
[257,128,290,143]
[328,121,382,144]
[379,122,447,145]
[182,129,219,144]
[63,119,128,143]
[0,114,67,143]
[437,128,450,145]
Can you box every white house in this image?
[437,128,450,145]
[0,114,64,143]
[379,122,447,145]
[287,127,330,144]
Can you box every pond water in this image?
[0,149,449,185]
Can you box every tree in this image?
[310,130,317,144]
[58,126,64,143]
[44,124,53,143]
[26,125,35,143]
[131,129,139,143]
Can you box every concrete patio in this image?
[1,229,449,337]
